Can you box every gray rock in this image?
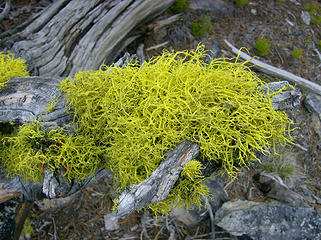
[304,94,321,117]
[215,200,321,240]
[202,42,221,64]
[262,81,302,111]
[301,11,311,25]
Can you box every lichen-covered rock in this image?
[215,200,321,240]
[261,81,302,111]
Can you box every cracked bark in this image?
[0,0,175,77]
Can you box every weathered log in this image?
[0,0,175,77]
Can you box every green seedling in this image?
[190,14,212,38]
[254,38,271,57]
[291,48,304,59]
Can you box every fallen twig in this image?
[0,0,11,23]
[205,198,215,239]
[224,39,321,96]
[166,215,175,240]
[146,41,169,51]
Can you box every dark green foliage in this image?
[317,40,321,51]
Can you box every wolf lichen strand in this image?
[59,45,292,188]
[0,121,104,182]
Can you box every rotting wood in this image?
[224,39,321,96]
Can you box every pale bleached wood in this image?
[4,0,175,77]
[224,39,321,96]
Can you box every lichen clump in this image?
[0,52,29,90]
[59,46,291,182]
[1,46,292,213]
[0,121,103,182]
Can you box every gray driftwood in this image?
[0,0,175,77]
[224,39,321,96]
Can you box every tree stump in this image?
[0,0,175,77]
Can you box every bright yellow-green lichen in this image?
[1,45,293,214]
[0,52,29,90]
[0,121,104,182]
[58,45,292,185]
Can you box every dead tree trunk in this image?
[0,0,175,77]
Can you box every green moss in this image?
[190,14,212,38]
[1,45,293,213]
[254,38,271,57]
[170,0,189,13]
[311,15,321,24]
[291,48,304,59]
[21,218,34,237]
[233,0,248,7]
[0,52,29,90]
[45,96,61,113]
[303,1,321,24]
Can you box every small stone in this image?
[251,9,257,15]
[202,42,221,64]
[304,94,321,117]
[104,214,119,232]
[301,11,311,25]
